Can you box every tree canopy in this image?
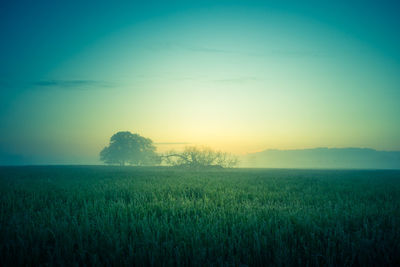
[162,146,238,169]
[100,131,160,166]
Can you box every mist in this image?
[241,147,400,169]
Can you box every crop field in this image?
[0,166,399,266]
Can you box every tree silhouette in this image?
[100,131,160,166]
[162,146,238,169]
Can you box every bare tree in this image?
[162,146,238,168]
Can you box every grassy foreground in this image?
[0,166,399,266]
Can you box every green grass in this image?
[1,166,400,266]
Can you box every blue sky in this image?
[1,0,400,164]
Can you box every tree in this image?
[162,146,238,169]
[100,131,160,166]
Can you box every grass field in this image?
[0,166,399,266]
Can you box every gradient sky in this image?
[1,0,400,164]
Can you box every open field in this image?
[0,166,399,266]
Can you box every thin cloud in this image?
[150,42,330,58]
[33,80,114,90]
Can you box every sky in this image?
[1,0,400,164]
